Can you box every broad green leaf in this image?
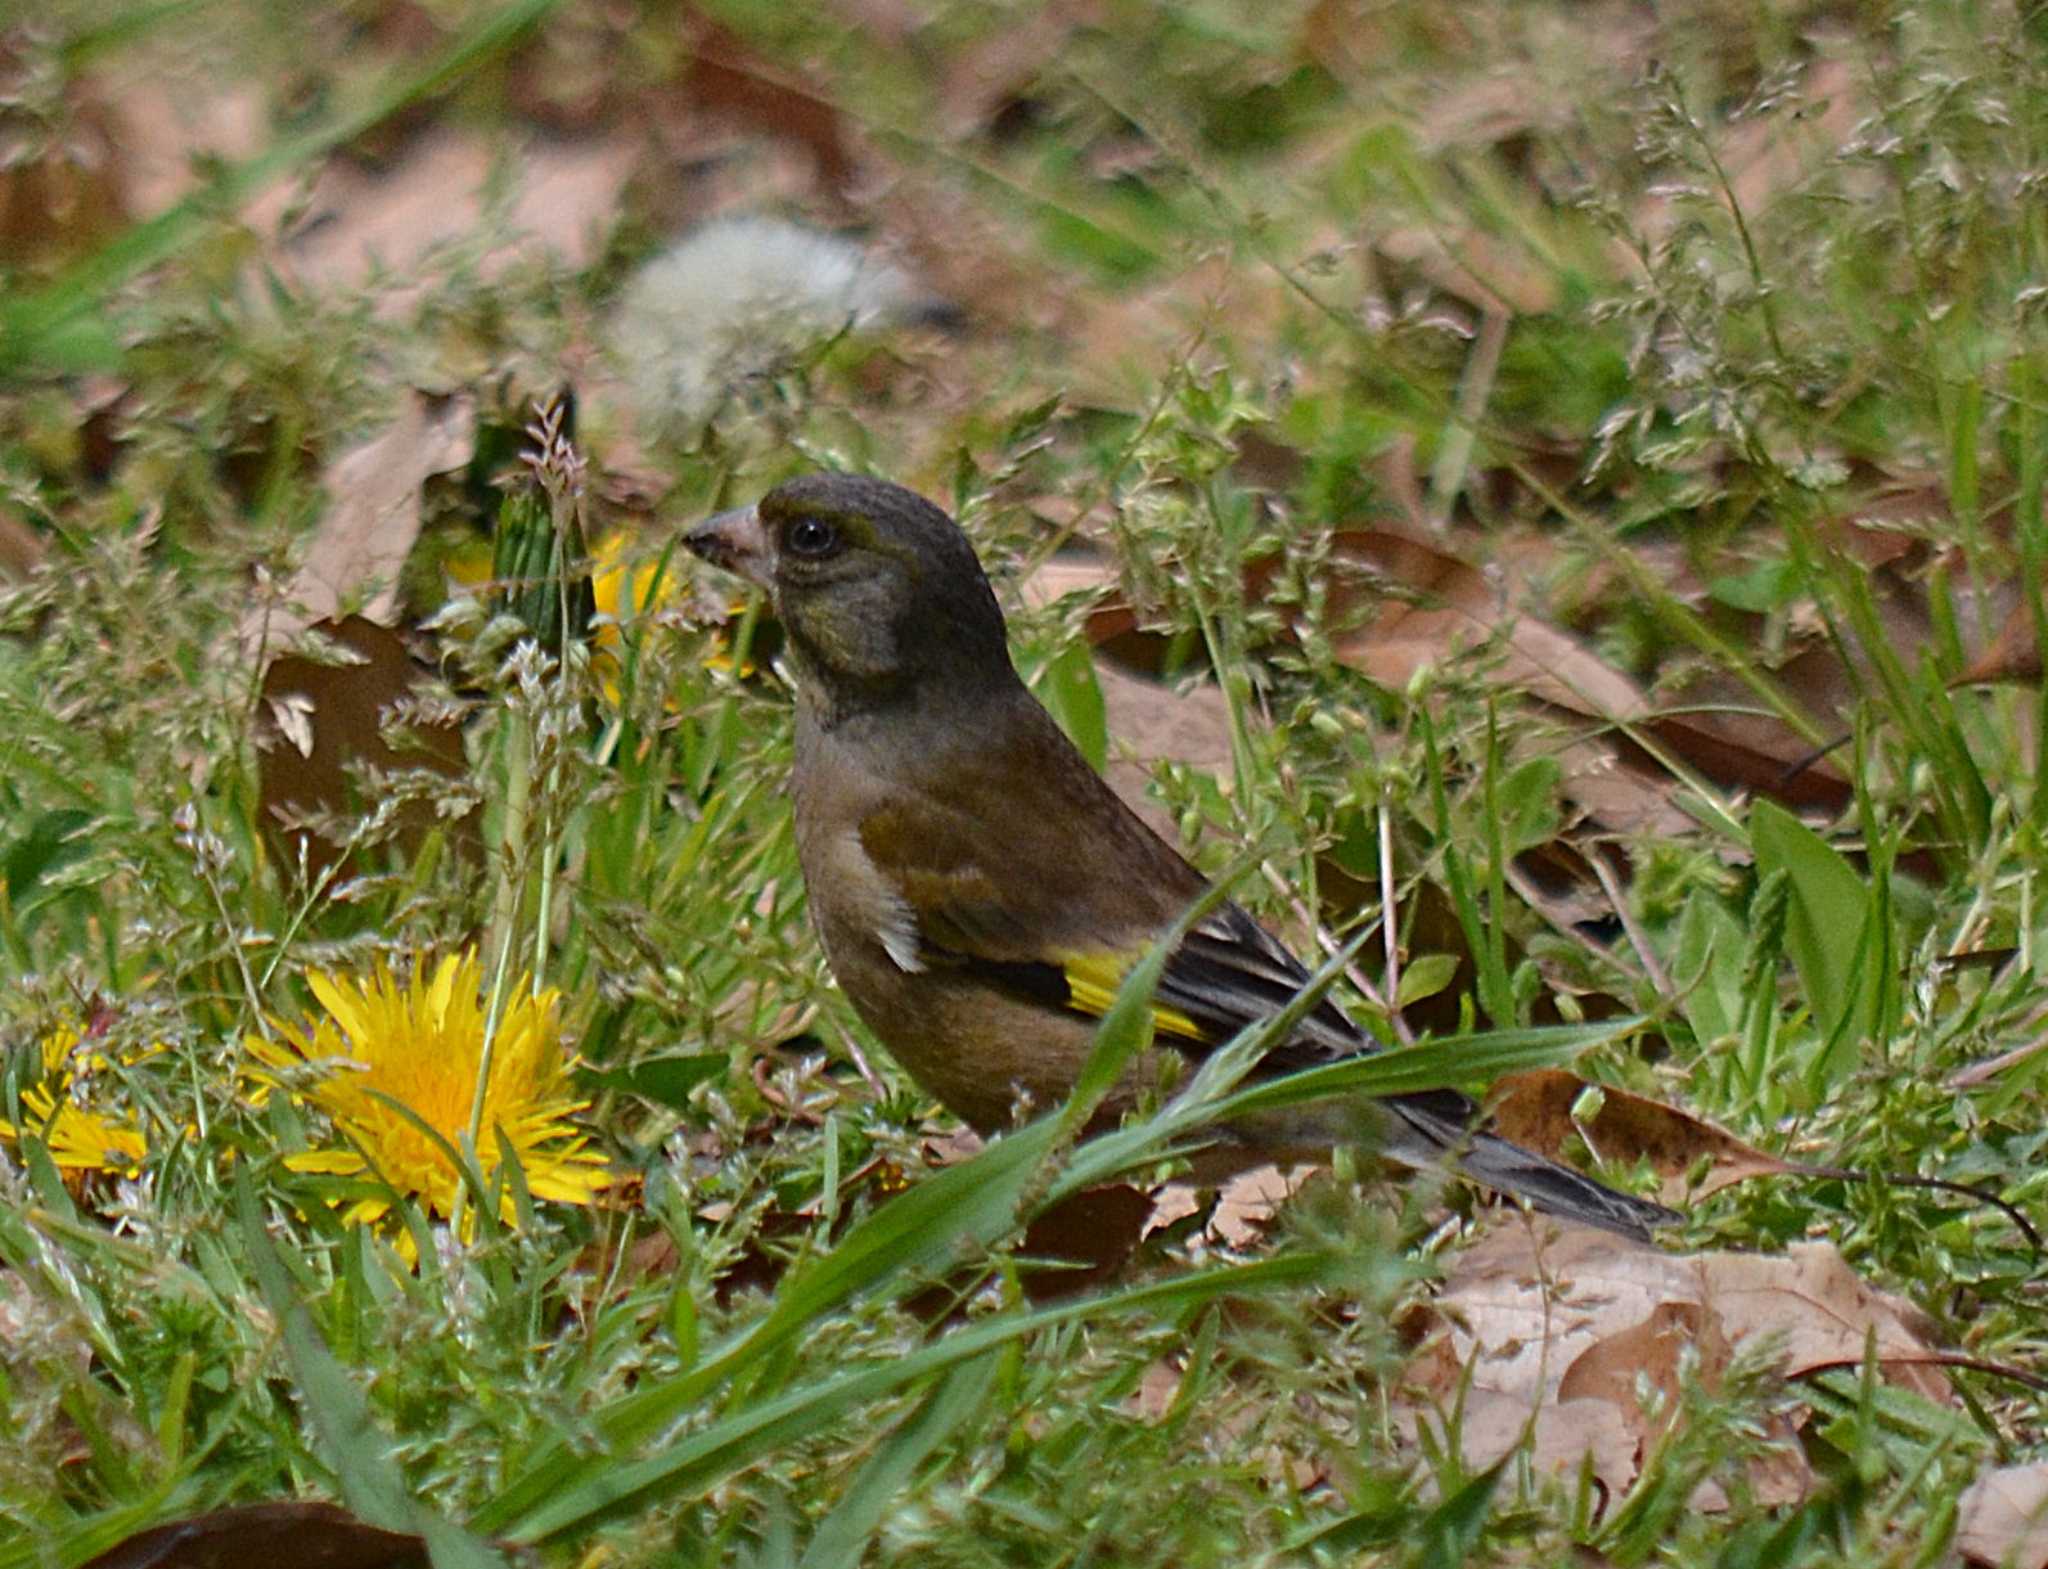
[1497,757,1562,853]
[1395,952,1462,1009]
[1750,799,1878,1088]
[1420,1459,1507,1569]
[1672,890,1746,1049]
[586,1053,728,1108]
[1034,639,1109,774]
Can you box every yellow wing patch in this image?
[1057,951,1211,1044]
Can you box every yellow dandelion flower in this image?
[591,528,676,664]
[0,1024,150,1181]
[247,952,610,1252]
[592,530,755,686]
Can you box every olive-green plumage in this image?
[687,472,1680,1242]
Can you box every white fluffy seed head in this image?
[612,217,931,434]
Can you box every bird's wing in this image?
[857,789,1374,1076]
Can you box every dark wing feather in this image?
[1158,903,1368,1070]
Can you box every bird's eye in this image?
[784,516,840,558]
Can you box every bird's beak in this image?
[684,504,773,590]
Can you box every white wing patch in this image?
[834,832,926,974]
[877,887,926,974]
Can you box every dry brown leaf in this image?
[1305,530,1729,836]
[1956,600,2044,688]
[682,16,860,194]
[1487,1069,1803,1201]
[921,1127,987,1167]
[103,77,267,219]
[1124,1356,1185,1422]
[1551,735,1698,840]
[1094,660,1238,844]
[1639,711,1852,814]
[1208,1163,1316,1248]
[1958,1463,2048,1569]
[1056,252,1299,406]
[253,391,475,651]
[1142,1181,1205,1238]
[1702,1245,1949,1399]
[0,40,129,268]
[275,128,642,293]
[934,0,1095,139]
[0,505,43,579]
[1317,529,1648,723]
[254,616,471,878]
[1718,59,1866,229]
[1017,1183,1153,1299]
[1400,1226,1950,1509]
[79,1502,427,1569]
[1632,55,1865,249]
[1035,521,1706,839]
[1017,550,1120,612]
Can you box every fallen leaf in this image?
[683,17,859,193]
[254,617,471,879]
[1487,1069,1805,1200]
[1400,1226,1951,1510]
[1142,1181,1205,1238]
[1123,1355,1185,1421]
[251,391,475,651]
[0,42,128,268]
[1094,659,1238,844]
[934,0,1093,139]
[1956,600,2044,688]
[1315,528,1650,723]
[1638,711,1853,814]
[1702,1245,1949,1399]
[0,506,42,578]
[1958,1463,2048,1569]
[1018,1184,1154,1299]
[1208,1163,1317,1249]
[1716,59,1865,228]
[921,1127,987,1167]
[79,1502,427,1569]
[104,77,268,219]
[278,129,644,293]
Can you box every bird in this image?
[685,472,1680,1242]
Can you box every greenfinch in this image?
[687,473,1678,1241]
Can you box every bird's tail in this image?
[1385,1093,1681,1243]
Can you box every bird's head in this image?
[685,473,1014,714]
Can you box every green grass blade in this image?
[796,1354,1001,1569]
[1208,1019,1643,1122]
[498,1251,1332,1542]
[471,1116,1060,1535]
[234,1173,506,1569]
